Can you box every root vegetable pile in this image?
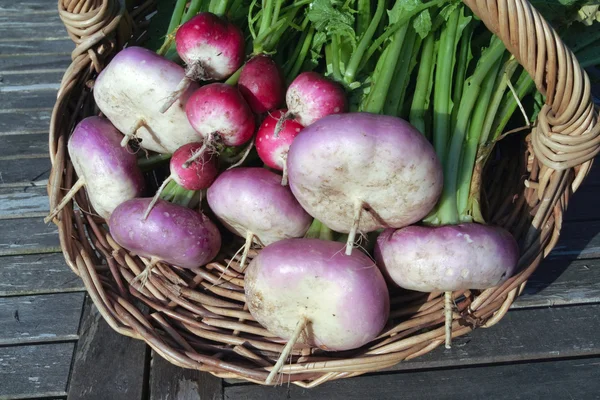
[46,0,600,383]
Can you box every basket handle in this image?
[463,0,600,174]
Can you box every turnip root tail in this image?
[143,175,174,220]
[281,155,288,186]
[44,176,86,224]
[444,291,453,349]
[120,119,146,147]
[345,200,364,255]
[273,110,293,138]
[132,257,160,289]
[265,317,307,385]
[239,231,254,272]
[160,63,206,114]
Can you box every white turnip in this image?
[287,112,443,255]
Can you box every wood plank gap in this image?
[0,154,49,161]
[0,84,61,92]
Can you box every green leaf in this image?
[413,9,432,38]
[308,0,357,48]
[145,0,179,52]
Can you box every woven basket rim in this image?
[47,0,600,387]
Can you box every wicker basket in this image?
[48,0,600,387]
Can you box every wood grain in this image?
[0,110,52,135]
[0,38,73,55]
[0,342,75,399]
[0,292,84,345]
[150,351,223,400]
[0,157,51,186]
[223,356,600,399]
[0,217,60,256]
[0,54,72,73]
[67,297,148,400]
[547,220,600,260]
[0,186,49,219]
[0,134,50,157]
[0,1,60,14]
[0,13,68,39]
[0,253,83,296]
[0,70,65,86]
[0,88,57,110]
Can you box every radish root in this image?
[345,200,363,255]
[265,317,307,385]
[226,139,255,170]
[182,133,216,168]
[239,231,254,272]
[143,175,174,220]
[160,62,206,114]
[444,291,453,349]
[280,153,289,186]
[273,110,293,137]
[44,176,86,223]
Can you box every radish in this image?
[109,198,221,271]
[160,12,245,113]
[206,167,312,269]
[183,83,255,167]
[93,46,199,153]
[143,142,219,219]
[45,116,144,223]
[285,71,347,126]
[255,109,303,185]
[286,112,443,255]
[245,238,389,384]
[238,55,285,114]
[374,224,519,292]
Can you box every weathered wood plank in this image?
[0,38,73,55]
[0,111,52,135]
[515,258,600,308]
[0,217,60,256]
[0,133,50,156]
[0,292,84,345]
[0,157,51,186]
[0,70,65,86]
[0,186,49,219]
[548,220,600,260]
[0,13,68,39]
[0,343,74,399]
[0,253,83,296]
[0,1,59,14]
[0,89,57,110]
[0,54,72,73]
[223,356,600,400]
[67,297,148,400]
[150,351,223,400]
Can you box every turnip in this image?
[245,238,389,384]
[255,109,303,185]
[109,198,221,274]
[206,167,312,270]
[286,112,443,255]
[160,12,245,113]
[143,142,218,219]
[45,116,144,223]
[238,55,285,114]
[93,46,199,153]
[284,71,347,127]
[183,83,255,167]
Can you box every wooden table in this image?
[2,2,600,399]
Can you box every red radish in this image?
[160,12,245,113]
[255,109,303,185]
[245,238,389,383]
[143,142,219,219]
[206,167,312,270]
[285,71,347,126]
[93,47,199,153]
[45,117,145,223]
[238,55,285,114]
[183,83,255,167]
[110,198,221,270]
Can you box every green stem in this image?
[344,0,385,84]
[138,153,172,170]
[159,179,179,202]
[283,17,310,77]
[331,35,343,83]
[258,0,275,41]
[363,24,409,113]
[157,0,188,56]
[305,219,323,239]
[450,22,474,127]
[457,59,502,220]
[491,70,535,140]
[210,0,230,16]
[171,184,197,207]
[182,0,204,22]
[356,0,371,38]
[410,33,436,136]
[384,26,418,116]
[225,67,242,85]
[432,7,460,169]
[287,27,315,81]
[436,37,506,225]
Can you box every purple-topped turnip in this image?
[287,112,443,255]
[93,46,199,153]
[206,167,312,270]
[245,238,389,384]
[160,12,245,113]
[45,116,144,223]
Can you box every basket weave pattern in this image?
[48,0,600,387]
